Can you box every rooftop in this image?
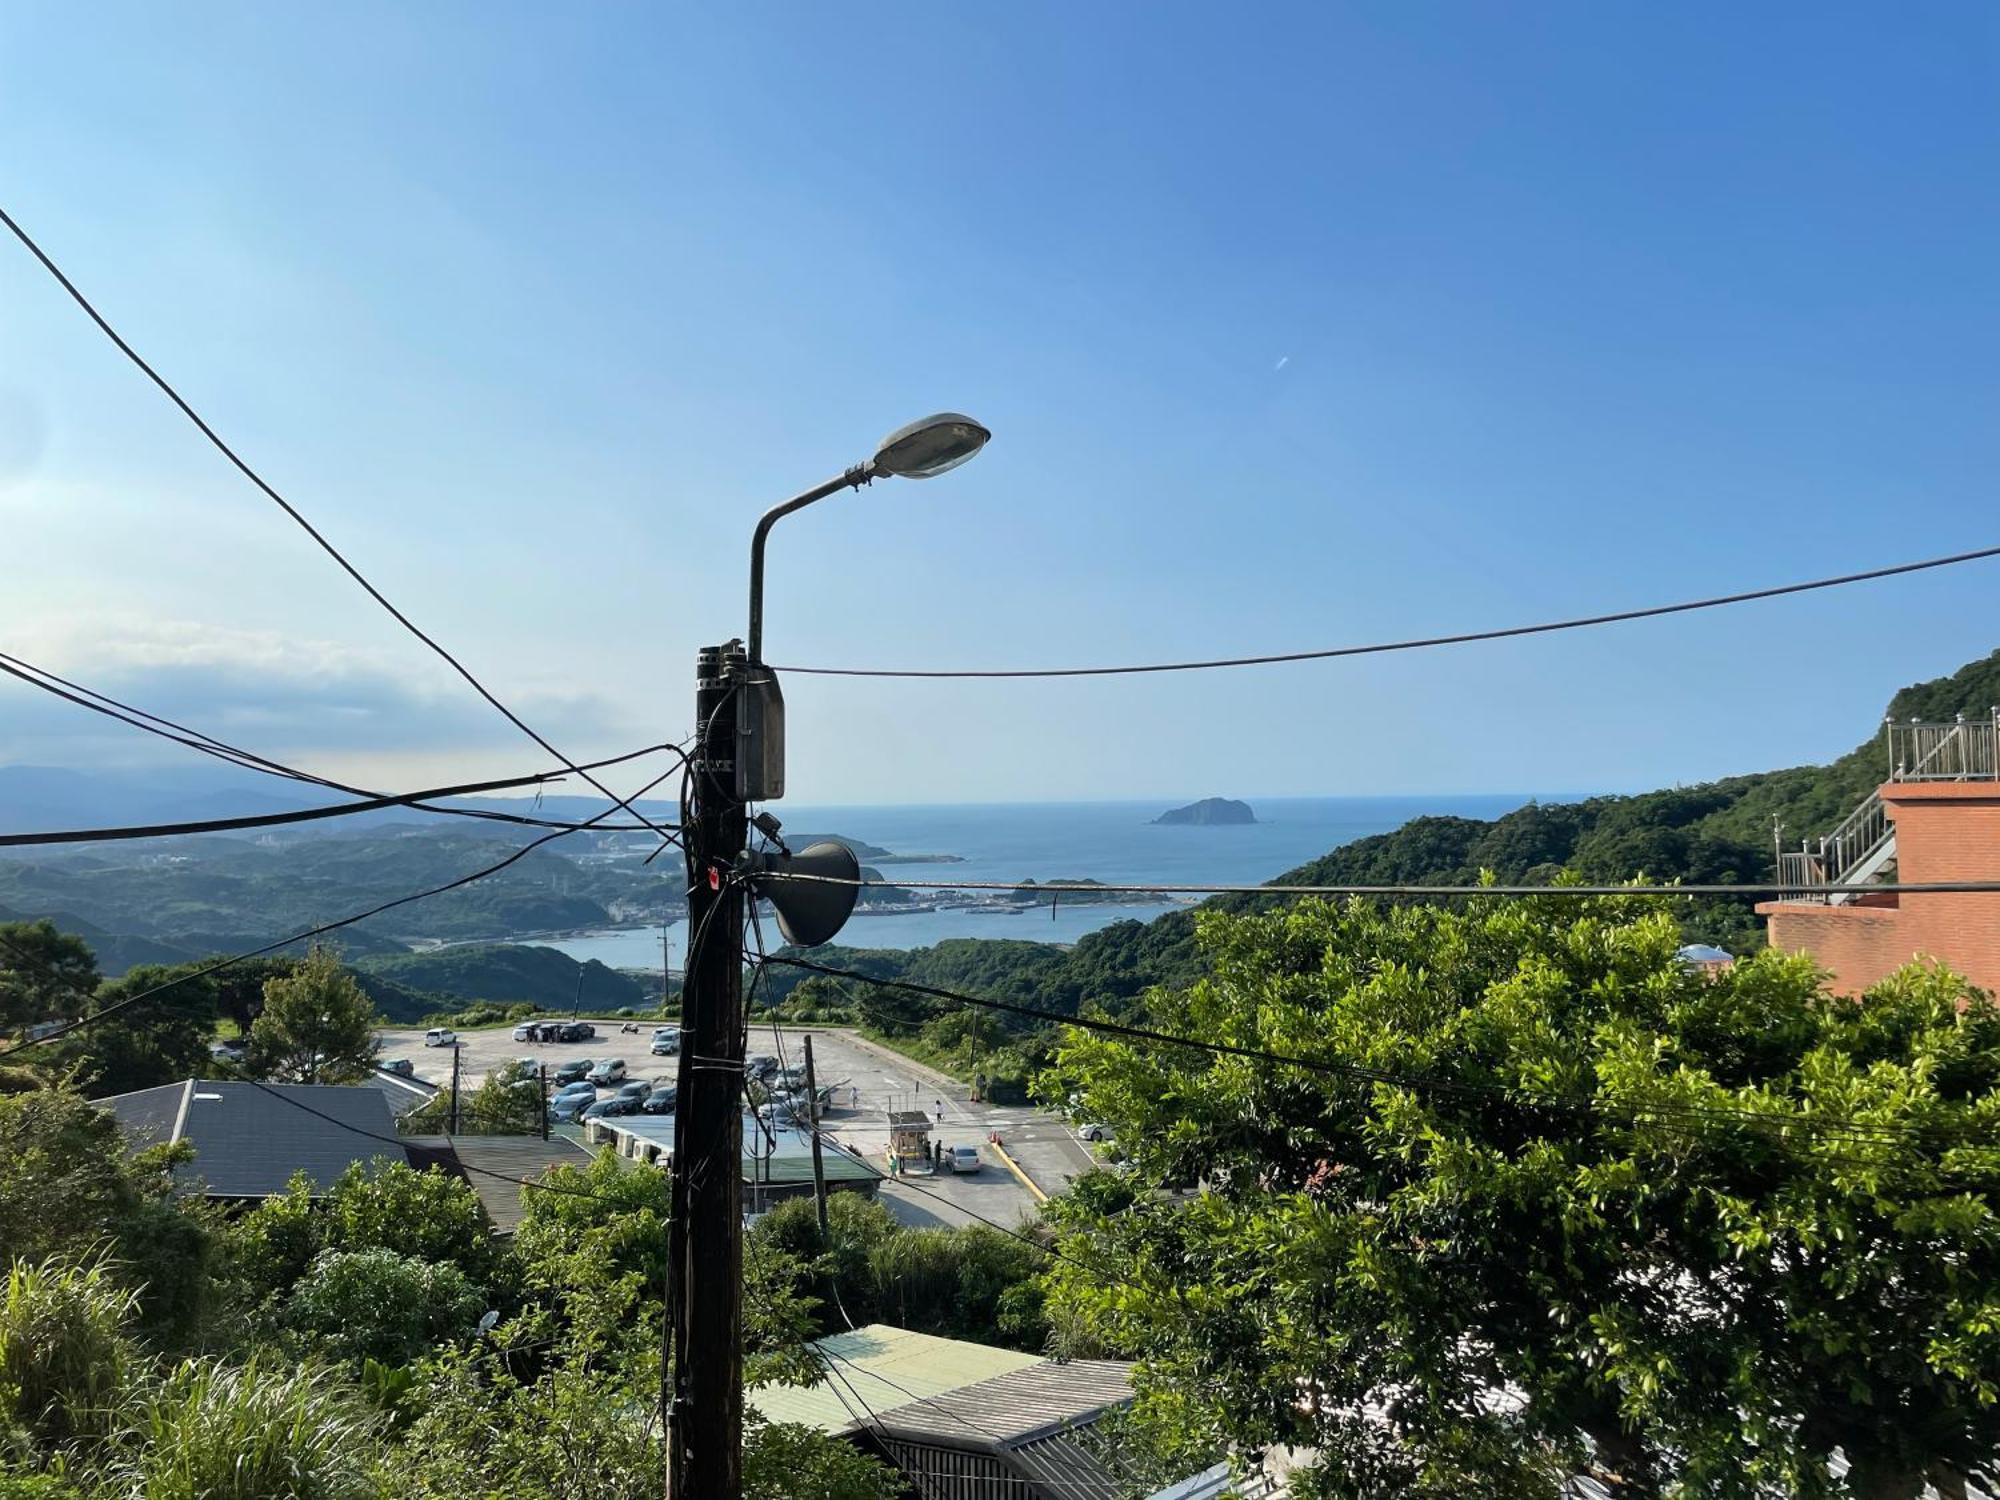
[97,1078,402,1198]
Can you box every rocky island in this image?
[1152,797,1257,826]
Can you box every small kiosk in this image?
[886,1109,932,1172]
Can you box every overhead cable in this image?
[772,542,2000,678]
[0,205,678,850]
[757,872,2000,899]
[0,648,681,835]
[0,760,683,1055]
[0,761,684,847]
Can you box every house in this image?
[750,1323,1214,1498]
[577,1110,882,1207]
[1759,712,2000,996]
[401,1130,599,1236]
[96,1077,405,1200]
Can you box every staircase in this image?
[1775,710,2000,904]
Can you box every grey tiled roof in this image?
[868,1358,1137,1450]
[98,1079,404,1198]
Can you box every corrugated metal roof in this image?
[404,1134,598,1235]
[866,1359,1136,1448]
[750,1325,1044,1434]
[99,1078,403,1198]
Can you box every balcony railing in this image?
[1887,710,2000,782]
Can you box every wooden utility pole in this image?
[538,1063,549,1141]
[666,642,748,1499]
[449,1042,461,1134]
[802,1034,830,1240]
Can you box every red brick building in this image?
[1759,714,2000,997]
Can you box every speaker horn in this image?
[750,840,861,948]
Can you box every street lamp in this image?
[747,412,990,666]
[668,411,989,1500]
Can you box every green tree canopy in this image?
[0,920,98,1037]
[58,962,218,1097]
[1039,895,2000,1498]
[246,946,378,1084]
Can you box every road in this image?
[375,1021,1100,1230]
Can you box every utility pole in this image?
[802,1034,830,1240]
[449,1043,461,1135]
[539,1063,549,1141]
[666,642,748,1499]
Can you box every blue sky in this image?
[1,3,1995,805]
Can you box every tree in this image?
[282,1247,485,1368]
[231,1159,502,1304]
[0,921,97,1037]
[1039,894,2000,1498]
[0,1089,216,1343]
[400,1061,544,1136]
[58,963,217,1096]
[246,947,377,1084]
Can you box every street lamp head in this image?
[872,412,990,479]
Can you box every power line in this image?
[760,873,2000,899]
[0,205,679,852]
[0,760,685,1056]
[771,541,2000,678]
[0,649,682,835]
[757,955,2000,1155]
[0,759,686,848]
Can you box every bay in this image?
[538,793,1576,969]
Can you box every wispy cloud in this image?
[1273,355,1290,372]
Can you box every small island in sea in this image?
[1152,797,1257,827]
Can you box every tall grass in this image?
[109,1355,383,1500]
[0,1256,136,1447]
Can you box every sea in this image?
[537,793,1575,969]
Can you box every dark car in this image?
[581,1097,638,1121]
[639,1086,678,1115]
[554,1059,593,1085]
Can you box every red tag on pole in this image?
[707,865,722,892]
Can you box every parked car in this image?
[639,1087,678,1115]
[551,1080,597,1103]
[650,1028,682,1056]
[586,1058,628,1085]
[554,1059,594,1085]
[582,1097,638,1121]
[380,1058,415,1078]
[570,1022,596,1041]
[551,1091,598,1123]
[1077,1123,1112,1142]
[746,1055,779,1080]
[948,1144,982,1174]
[512,1023,535,1042]
[614,1081,653,1106]
[423,1028,457,1048]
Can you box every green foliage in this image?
[743,1412,903,1500]
[748,1191,1048,1352]
[104,1354,383,1500]
[231,1160,502,1304]
[0,1089,216,1343]
[282,1248,485,1368]
[58,963,217,1097]
[0,1258,136,1447]
[1039,895,2000,1497]
[246,947,378,1084]
[400,1061,545,1136]
[0,921,97,1036]
[362,944,649,1017]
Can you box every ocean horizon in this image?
[542,791,1591,967]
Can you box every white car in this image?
[948,1145,982,1174]
[1077,1123,1112,1142]
[423,1028,458,1048]
[650,1029,682,1056]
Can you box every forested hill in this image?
[1275,647,2000,950]
[772,648,2000,1029]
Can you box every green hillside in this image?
[355,943,650,1016]
[767,648,2000,1035]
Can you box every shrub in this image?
[108,1355,382,1500]
[0,1257,136,1447]
[283,1248,485,1368]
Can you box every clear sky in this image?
[1,4,1995,807]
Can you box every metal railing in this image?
[1775,792,1892,904]
[1887,710,2000,782]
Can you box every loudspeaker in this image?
[751,840,861,948]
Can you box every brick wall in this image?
[1759,782,2000,997]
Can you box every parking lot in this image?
[376,1021,1101,1230]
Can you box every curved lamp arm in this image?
[747,462,875,666]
